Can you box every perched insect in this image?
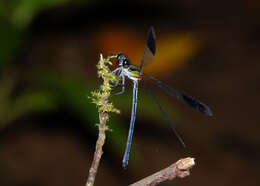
[111,27,213,168]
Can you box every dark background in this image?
[0,0,259,186]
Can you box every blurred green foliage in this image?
[0,17,23,71]
[0,0,90,71]
[0,0,88,28]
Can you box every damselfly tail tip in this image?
[182,141,186,148]
[122,161,128,169]
[174,132,186,148]
[177,137,186,148]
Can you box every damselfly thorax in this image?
[116,53,142,81]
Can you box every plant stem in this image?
[86,54,119,186]
[86,112,108,186]
[129,157,195,186]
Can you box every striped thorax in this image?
[116,53,142,81]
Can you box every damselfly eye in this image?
[116,53,129,67]
[123,59,129,67]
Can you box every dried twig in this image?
[129,157,195,186]
[86,54,119,186]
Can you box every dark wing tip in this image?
[197,102,213,116]
[181,94,213,116]
[147,26,156,55]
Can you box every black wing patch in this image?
[181,94,213,116]
[147,26,156,55]
[143,73,213,116]
[140,26,156,69]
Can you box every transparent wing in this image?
[143,73,213,116]
[143,83,186,147]
[140,26,156,70]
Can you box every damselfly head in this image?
[116,53,130,68]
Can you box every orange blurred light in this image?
[97,26,200,77]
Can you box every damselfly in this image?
[111,27,212,168]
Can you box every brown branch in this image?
[86,54,119,186]
[129,157,195,186]
[86,112,108,186]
